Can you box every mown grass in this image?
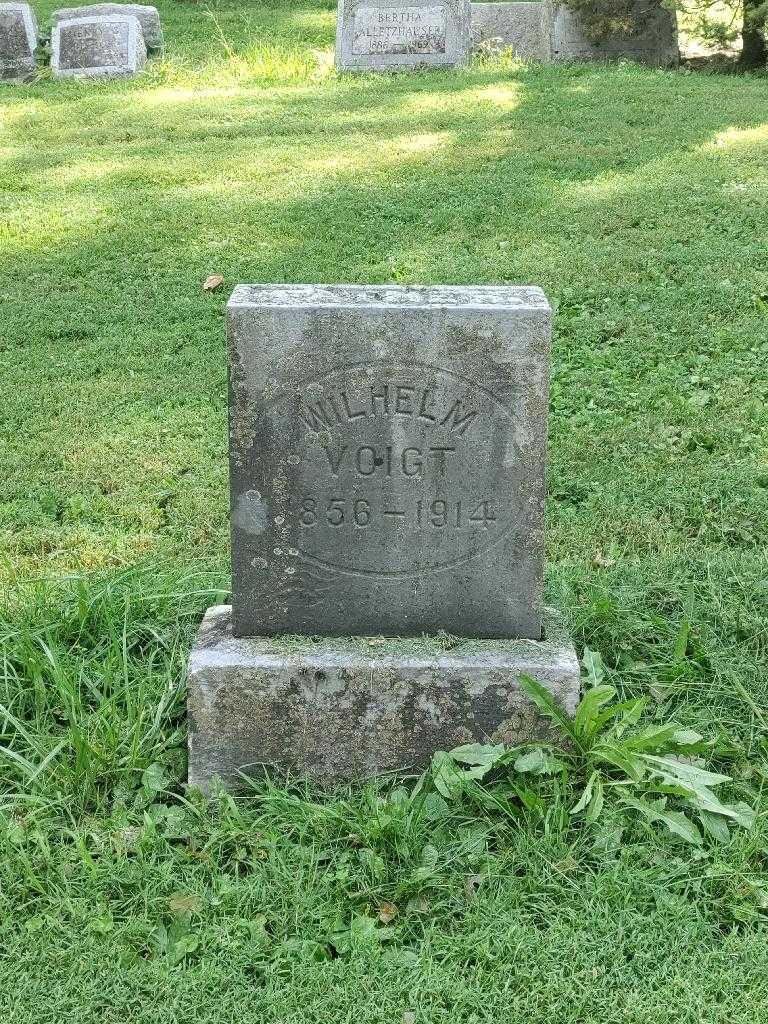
[1,1,768,1019]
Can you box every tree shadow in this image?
[1,49,767,574]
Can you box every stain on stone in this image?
[232,489,268,536]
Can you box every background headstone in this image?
[52,13,147,78]
[227,284,550,640]
[541,0,678,66]
[0,2,37,82]
[471,2,545,59]
[336,0,472,71]
[52,3,163,50]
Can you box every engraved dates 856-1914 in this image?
[249,361,522,580]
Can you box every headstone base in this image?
[187,605,580,791]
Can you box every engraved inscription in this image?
[247,363,523,579]
[0,13,30,59]
[352,5,447,56]
[293,497,498,530]
[60,21,129,69]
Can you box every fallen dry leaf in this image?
[203,274,224,292]
[378,901,398,924]
[402,1013,416,1024]
[552,857,579,876]
[592,551,616,568]
[464,874,484,898]
[167,892,202,914]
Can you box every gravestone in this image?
[226,286,549,640]
[52,3,163,50]
[471,2,545,59]
[542,0,678,66]
[52,13,147,78]
[336,0,472,71]
[0,2,37,82]
[187,284,580,789]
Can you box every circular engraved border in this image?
[259,359,525,581]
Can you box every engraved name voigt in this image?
[251,362,523,579]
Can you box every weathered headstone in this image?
[0,2,37,82]
[52,3,163,50]
[226,285,549,640]
[52,13,147,78]
[336,0,472,71]
[187,284,580,789]
[471,2,545,59]
[542,0,678,66]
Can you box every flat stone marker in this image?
[228,285,550,640]
[188,283,581,789]
[471,2,544,59]
[52,13,147,78]
[0,2,37,82]
[336,0,472,71]
[52,3,163,50]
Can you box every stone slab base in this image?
[187,605,580,790]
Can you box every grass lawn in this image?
[2,2,768,1020]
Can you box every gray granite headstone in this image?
[52,3,163,50]
[227,285,550,640]
[336,0,472,71]
[188,282,581,789]
[0,2,37,82]
[52,13,147,78]
[542,0,678,66]
[471,2,544,59]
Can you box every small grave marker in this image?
[0,2,37,82]
[542,0,679,66]
[52,13,147,79]
[470,2,544,59]
[52,4,163,51]
[336,0,472,71]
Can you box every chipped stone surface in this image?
[52,13,147,78]
[187,605,580,789]
[336,0,472,71]
[227,284,552,640]
[0,2,37,82]
[471,2,544,59]
[542,0,678,66]
[52,3,163,50]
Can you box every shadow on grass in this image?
[1,53,767,729]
